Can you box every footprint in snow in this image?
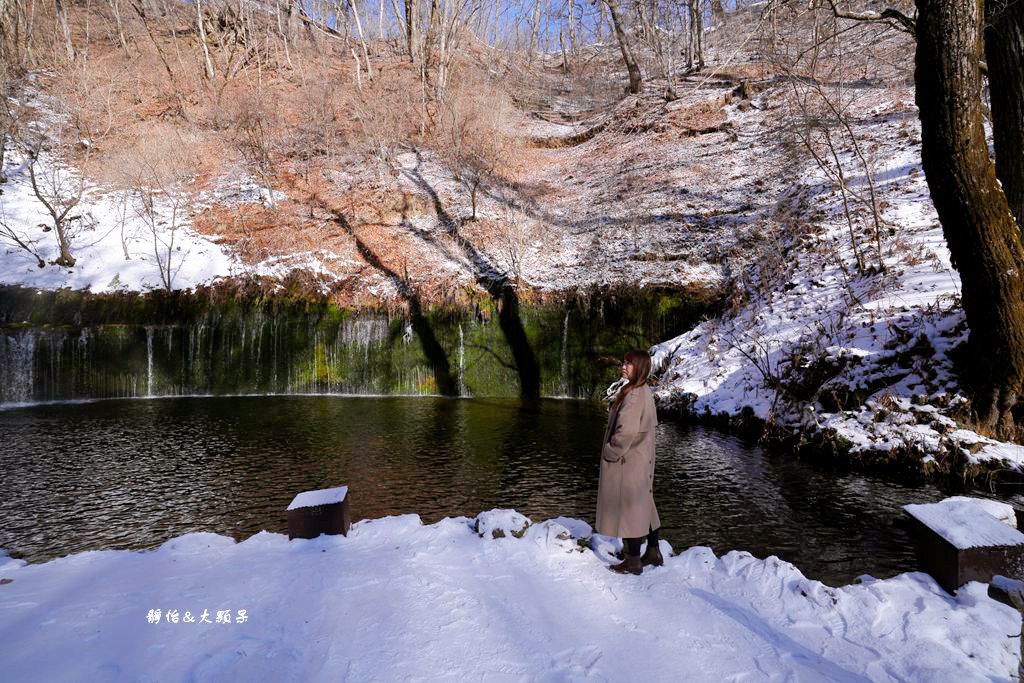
[551,645,604,679]
[609,614,650,635]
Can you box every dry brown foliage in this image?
[1,0,923,305]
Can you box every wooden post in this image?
[287,485,351,539]
[903,499,1024,595]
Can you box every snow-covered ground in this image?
[0,509,1018,681]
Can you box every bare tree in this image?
[130,0,191,122]
[603,0,643,93]
[54,0,75,60]
[443,90,508,219]
[766,3,889,272]
[121,131,200,291]
[984,0,1024,229]
[804,0,1024,433]
[348,0,374,80]
[197,0,216,80]
[434,0,477,102]
[232,89,279,207]
[0,74,15,185]
[21,137,93,268]
[641,0,686,98]
[528,0,548,58]
[688,0,704,69]
[496,205,539,285]
[107,0,130,55]
[404,0,419,60]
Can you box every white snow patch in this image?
[474,508,531,538]
[940,496,1018,528]
[904,499,1024,550]
[286,486,349,511]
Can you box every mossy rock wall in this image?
[0,286,710,403]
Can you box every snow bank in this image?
[0,511,1017,681]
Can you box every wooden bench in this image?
[287,486,351,540]
[903,499,1024,595]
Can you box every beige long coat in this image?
[595,383,660,538]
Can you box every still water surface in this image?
[1,396,1019,585]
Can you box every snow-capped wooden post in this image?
[287,486,351,540]
[903,499,1024,595]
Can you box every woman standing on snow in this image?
[596,349,663,575]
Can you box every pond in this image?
[1,395,1019,586]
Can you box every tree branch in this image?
[825,0,917,36]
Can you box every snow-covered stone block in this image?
[287,486,351,540]
[989,574,1024,610]
[523,520,578,552]
[549,516,592,540]
[474,509,531,539]
[903,498,1024,594]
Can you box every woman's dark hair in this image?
[612,349,652,410]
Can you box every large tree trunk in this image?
[604,0,642,93]
[348,0,373,80]
[528,0,544,58]
[54,0,75,60]
[985,0,1024,227]
[404,0,416,61]
[915,0,1024,436]
[711,0,724,25]
[198,0,216,78]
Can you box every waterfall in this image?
[0,332,36,404]
[559,310,570,397]
[271,316,279,390]
[146,327,154,397]
[0,295,666,403]
[252,312,263,388]
[458,323,466,397]
[343,318,387,347]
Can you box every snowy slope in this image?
[0,146,237,292]
[651,93,1024,472]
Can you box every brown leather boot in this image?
[609,554,643,575]
[640,544,664,567]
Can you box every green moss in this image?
[0,284,712,402]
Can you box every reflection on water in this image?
[1,396,1019,585]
